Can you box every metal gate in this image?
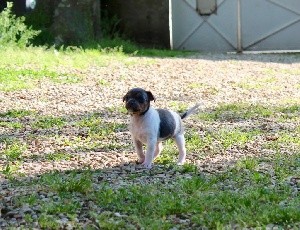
[170,0,300,52]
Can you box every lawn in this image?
[0,46,299,229]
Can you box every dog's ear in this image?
[122,94,127,102]
[146,91,155,102]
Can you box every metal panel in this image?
[241,0,300,51]
[170,0,300,51]
[171,0,237,51]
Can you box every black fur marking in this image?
[157,109,176,139]
[181,112,187,119]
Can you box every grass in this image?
[45,152,72,161]
[2,108,299,229]
[87,37,194,57]
[1,46,300,229]
[0,67,80,91]
[197,103,300,122]
[0,42,192,92]
[10,153,298,229]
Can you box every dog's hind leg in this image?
[174,134,186,165]
[154,142,163,159]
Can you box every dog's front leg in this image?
[143,138,157,169]
[133,138,144,164]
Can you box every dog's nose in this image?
[126,99,139,111]
[127,99,136,106]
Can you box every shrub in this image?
[0,2,40,48]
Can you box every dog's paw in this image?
[177,160,185,166]
[135,158,145,164]
[142,162,152,169]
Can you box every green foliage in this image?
[198,103,273,122]
[0,109,34,118]
[45,152,72,161]
[0,2,40,48]
[0,67,81,91]
[0,142,26,177]
[40,171,93,194]
[41,200,80,215]
[0,121,23,129]
[32,116,66,129]
[38,214,60,230]
[198,103,300,122]
[94,173,300,229]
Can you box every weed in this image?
[0,109,34,118]
[41,200,80,215]
[1,161,21,177]
[0,121,23,129]
[236,157,259,170]
[38,214,60,230]
[32,116,66,129]
[198,103,273,122]
[98,78,110,86]
[94,173,300,229]
[40,171,93,194]
[168,101,188,113]
[185,130,213,153]
[2,143,26,161]
[217,128,261,149]
[0,68,80,91]
[45,152,72,161]
[15,194,38,206]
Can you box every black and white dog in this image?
[123,88,200,168]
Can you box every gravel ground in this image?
[0,53,300,228]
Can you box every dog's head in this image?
[123,88,155,115]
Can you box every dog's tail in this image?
[181,103,201,120]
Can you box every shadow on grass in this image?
[83,38,300,63]
[0,103,300,229]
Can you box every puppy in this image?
[123,88,200,169]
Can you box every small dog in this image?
[123,88,200,168]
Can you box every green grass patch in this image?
[40,170,93,194]
[185,130,213,153]
[32,116,66,129]
[0,142,26,177]
[14,194,38,206]
[1,142,26,161]
[168,101,189,114]
[264,131,300,151]
[198,103,274,121]
[75,115,126,137]
[41,200,81,215]
[0,121,23,129]
[216,128,261,149]
[5,152,299,229]
[89,37,194,57]
[0,67,80,91]
[198,103,300,122]
[38,214,60,229]
[0,109,35,118]
[94,174,299,229]
[45,152,72,161]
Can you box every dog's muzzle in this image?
[126,99,140,113]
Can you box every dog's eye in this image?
[137,96,145,103]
